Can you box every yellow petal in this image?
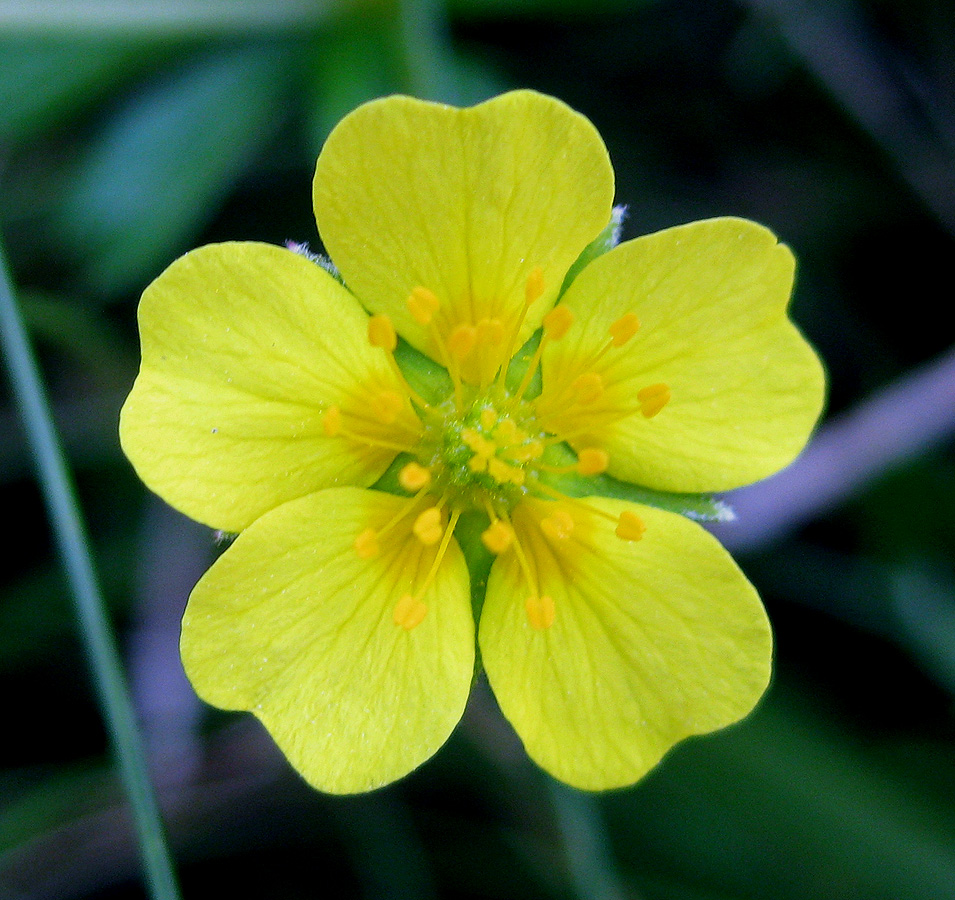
[479,497,771,791]
[313,90,614,370]
[541,218,825,492]
[181,487,474,794]
[120,242,420,533]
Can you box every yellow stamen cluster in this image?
[326,271,667,632]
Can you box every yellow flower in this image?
[120,90,824,794]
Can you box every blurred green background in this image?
[3,1,955,898]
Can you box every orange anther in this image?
[525,266,545,306]
[354,527,379,559]
[526,594,555,630]
[616,511,646,542]
[576,448,609,476]
[398,462,431,492]
[447,323,478,361]
[637,383,670,418]
[609,312,641,346]
[481,519,514,554]
[394,593,428,630]
[572,372,604,405]
[368,314,397,352]
[322,405,341,436]
[407,286,440,325]
[540,508,575,541]
[413,507,443,545]
[543,305,574,340]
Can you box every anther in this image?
[354,528,379,559]
[572,372,604,405]
[616,511,646,541]
[540,508,574,541]
[398,462,431,492]
[526,594,555,630]
[368,314,397,352]
[477,318,505,346]
[322,405,341,436]
[525,266,545,306]
[447,323,478,361]
[413,507,443,545]
[481,519,514,554]
[576,448,609,476]
[543,305,574,340]
[370,390,404,424]
[394,593,428,630]
[638,383,670,418]
[480,407,498,430]
[407,286,440,325]
[609,313,641,346]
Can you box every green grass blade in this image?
[0,242,181,900]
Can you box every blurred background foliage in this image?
[3,0,955,898]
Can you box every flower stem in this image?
[0,243,181,900]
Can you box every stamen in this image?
[352,487,431,559]
[540,508,574,541]
[413,507,444,545]
[479,407,498,430]
[407,286,440,325]
[447,323,478,361]
[638,383,671,418]
[575,447,609,476]
[322,405,341,437]
[370,390,404,424]
[525,594,555,630]
[543,305,573,340]
[398,461,431,492]
[530,480,621,526]
[495,267,546,398]
[394,509,461,631]
[506,515,542,605]
[616,511,646,541]
[510,305,573,404]
[394,593,428,630]
[354,527,379,559]
[368,315,397,352]
[608,313,640,346]
[476,318,505,347]
[525,266,545,306]
[481,519,514,554]
[572,372,604,405]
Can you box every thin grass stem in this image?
[0,242,181,900]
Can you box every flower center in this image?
[421,395,543,513]
[326,268,671,631]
